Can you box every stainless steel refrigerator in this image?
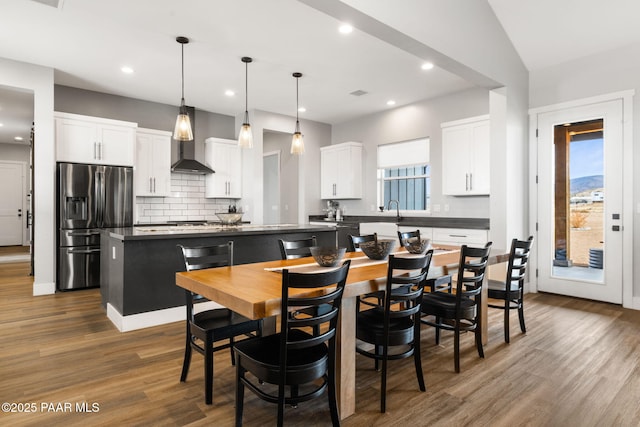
[57,162,133,290]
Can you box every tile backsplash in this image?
[135,173,236,224]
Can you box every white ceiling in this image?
[1,0,640,145]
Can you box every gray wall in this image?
[331,87,490,218]
[54,85,235,164]
[0,143,29,163]
[263,131,298,224]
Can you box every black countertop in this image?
[104,223,336,241]
[308,215,489,230]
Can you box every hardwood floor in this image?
[1,261,639,426]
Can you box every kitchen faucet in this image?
[387,199,401,221]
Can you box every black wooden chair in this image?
[356,251,433,413]
[420,242,492,373]
[487,236,534,343]
[177,242,262,405]
[398,230,451,293]
[347,233,376,252]
[278,236,325,335]
[278,236,317,259]
[234,260,351,427]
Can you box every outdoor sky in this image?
[570,138,603,178]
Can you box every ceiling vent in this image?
[30,0,65,9]
[350,90,368,97]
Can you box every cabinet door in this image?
[205,139,242,199]
[442,118,490,196]
[321,143,362,199]
[468,121,490,195]
[56,117,99,163]
[135,130,171,197]
[98,124,135,166]
[135,133,155,196]
[320,149,338,199]
[442,125,473,195]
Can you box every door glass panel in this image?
[552,119,604,283]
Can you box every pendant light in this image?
[173,36,194,141]
[291,72,304,155]
[238,56,253,148]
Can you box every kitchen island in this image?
[100,223,336,331]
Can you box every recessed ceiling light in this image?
[339,24,353,34]
[14,136,24,141]
[0,123,4,127]
[121,66,134,74]
[225,90,235,97]
[386,100,396,106]
[298,107,306,113]
[421,62,434,70]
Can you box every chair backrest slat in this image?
[348,233,377,252]
[505,236,534,291]
[278,236,317,260]
[454,242,492,304]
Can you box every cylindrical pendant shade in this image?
[238,123,253,148]
[291,131,305,154]
[174,112,193,141]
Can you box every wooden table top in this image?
[175,248,466,320]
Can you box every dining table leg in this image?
[336,295,357,420]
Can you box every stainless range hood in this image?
[171,106,214,174]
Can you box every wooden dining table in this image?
[175,246,508,420]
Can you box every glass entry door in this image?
[535,99,623,304]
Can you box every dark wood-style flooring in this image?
[1,260,639,426]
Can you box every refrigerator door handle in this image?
[67,248,101,254]
[67,230,101,236]
[95,168,105,227]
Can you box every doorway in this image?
[533,98,627,304]
[263,130,299,224]
[263,151,281,224]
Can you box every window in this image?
[377,138,430,211]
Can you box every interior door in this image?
[0,161,24,245]
[535,99,623,303]
[263,151,280,225]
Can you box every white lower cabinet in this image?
[55,112,136,166]
[135,128,172,197]
[204,137,242,199]
[432,228,489,247]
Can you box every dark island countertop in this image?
[308,215,490,230]
[105,223,335,241]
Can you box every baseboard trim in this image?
[33,281,56,296]
[106,301,224,332]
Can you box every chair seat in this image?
[421,291,477,320]
[192,308,261,340]
[357,308,415,346]
[486,279,520,300]
[234,329,328,385]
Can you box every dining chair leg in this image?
[277,384,286,427]
[328,364,340,426]
[205,338,214,404]
[504,298,511,343]
[235,362,245,427]
[413,331,426,392]
[518,298,527,333]
[435,317,441,345]
[180,336,192,382]
[230,337,236,365]
[454,328,460,373]
[475,324,484,359]
[381,354,388,413]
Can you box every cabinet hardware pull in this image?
[149,177,153,193]
[469,173,473,190]
[465,173,469,191]
[153,177,156,193]
[449,234,467,238]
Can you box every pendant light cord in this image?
[181,42,185,102]
[245,60,249,113]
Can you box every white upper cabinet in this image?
[441,115,490,196]
[320,141,362,199]
[55,112,136,166]
[204,137,242,199]
[135,128,172,197]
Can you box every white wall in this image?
[530,42,640,303]
[331,87,490,218]
[0,143,29,162]
[0,57,55,295]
